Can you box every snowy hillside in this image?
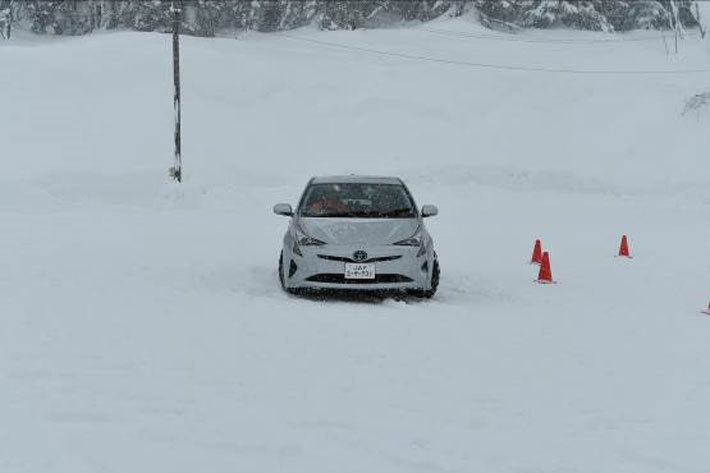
[1,19,710,472]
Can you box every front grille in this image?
[305,274,414,284]
[317,254,402,264]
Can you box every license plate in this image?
[344,263,375,279]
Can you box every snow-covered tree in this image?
[0,0,700,36]
[474,0,698,32]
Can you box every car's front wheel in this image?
[279,251,300,295]
[425,259,440,298]
[410,259,439,299]
[278,251,286,290]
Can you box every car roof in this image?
[310,175,404,185]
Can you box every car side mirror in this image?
[421,205,438,218]
[273,203,293,216]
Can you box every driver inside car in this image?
[307,186,348,214]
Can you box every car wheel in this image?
[409,259,439,299]
[423,259,440,298]
[279,251,300,295]
[278,251,286,290]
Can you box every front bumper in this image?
[285,245,432,291]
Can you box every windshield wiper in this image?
[303,212,352,218]
[382,208,415,218]
[303,209,415,218]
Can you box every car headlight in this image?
[393,235,422,247]
[292,231,326,257]
[298,235,327,246]
[394,232,427,257]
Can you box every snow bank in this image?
[1,22,709,472]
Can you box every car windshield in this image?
[300,183,417,218]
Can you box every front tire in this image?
[424,259,440,298]
[279,251,299,295]
[410,259,439,299]
[278,251,286,291]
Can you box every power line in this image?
[279,32,710,75]
[4,11,702,44]
[7,11,708,74]
[420,26,700,44]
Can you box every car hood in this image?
[298,218,419,245]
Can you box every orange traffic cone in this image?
[531,239,543,265]
[618,235,632,258]
[535,251,555,284]
[702,303,710,315]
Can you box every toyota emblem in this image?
[352,250,368,262]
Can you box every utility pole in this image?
[169,0,182,183]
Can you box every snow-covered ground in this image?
[2,18,710,472]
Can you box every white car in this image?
[274,175,439,297]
